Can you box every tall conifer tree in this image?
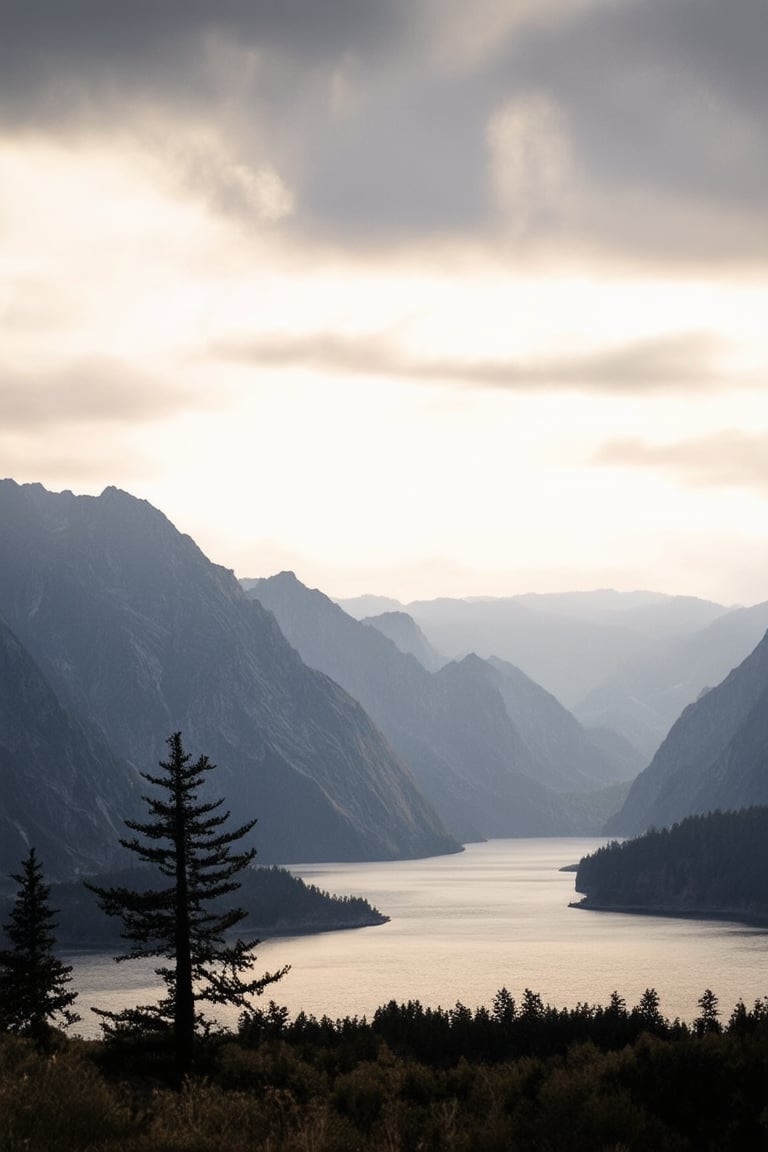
[0,848,79,1039]
[88,732,288,1077]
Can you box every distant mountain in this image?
[607,628,768,835]
[574,601,768,760]
[247,573,631,840]
[512,590,727,633]
[362,611,444,671]
[336,594,404,618]
[0,615,136,881]
[576,808,768,924]
[485,656,633,791]
[392,593,728,712]
[0,481,456,869]
[581,725,647,782]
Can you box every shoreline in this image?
[570,898,768,930]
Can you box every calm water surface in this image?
[71,839,768,1037]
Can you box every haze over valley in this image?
[3,478,768,894]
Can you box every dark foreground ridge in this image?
[3,985,767,1150]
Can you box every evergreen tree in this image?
[0,848,80,1040]
[88,732,288,1077]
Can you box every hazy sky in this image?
[3,0,768,603]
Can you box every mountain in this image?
[361,611,444,671]
[607,628,768,835]
[0,481,457,869]
[0,615,137,881]
[389,594,728,713]
[485,656,633,791]
[247,573,630,840]
[574,601,768,760]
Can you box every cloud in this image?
[213,328,737,394]
[595,431,768,496]
[0,358,217,430]
[3,0,767,262]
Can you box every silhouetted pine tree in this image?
[0,848,79,1040]
[88,732,288,1078]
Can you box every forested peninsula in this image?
[574,807,768,923]
[0,865,387,950]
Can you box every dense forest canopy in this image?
[575,807,768,920]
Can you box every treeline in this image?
[3,864,387,949]
[575,806,768,919]
[3,987,768,1150]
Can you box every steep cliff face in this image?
[0,481,456,866]
[248,572,623,840]
[0,616,137,880]
[607,628,768,835]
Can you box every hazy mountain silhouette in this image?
[574,601,768,760]
[362,611,444,671]
[247,573,630,839]
[337,592,728,714]
[0,481,456,866]
[607,628,768,835]
[485,656,634,791]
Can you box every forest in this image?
[575,806,768,921]
[2,986,768,1151]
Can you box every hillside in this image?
[575,808,768,923]
[247,573,629,840]
[607,628,768,835]
[0,616,138,879]
[0,481,457,871]
[0,865,388,948]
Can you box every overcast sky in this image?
[3,0,768,604]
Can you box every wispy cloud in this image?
[213,329,737,394]
[595,431,768,496]
[0,358,217,430]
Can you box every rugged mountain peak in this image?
[0,480,456,867]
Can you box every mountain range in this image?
[0,481,455,878]
[247,572,632,841]
[340,589,768,763]
[3,477,768,881]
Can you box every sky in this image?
[2,0,768,605]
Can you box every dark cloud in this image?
[595,431,768,495]
[489,0,768,219]
[214,328,730,394]
[0,358,215,429]
[2,0,767,259]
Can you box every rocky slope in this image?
[0,616,137,880]
[0,481,457,869]
[248,573,629,840]
[607,628,768,835]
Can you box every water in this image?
[70,839,768,1037]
